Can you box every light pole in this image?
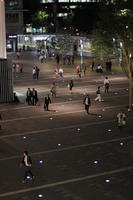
[0,0,13,102]
[80,39,83,72]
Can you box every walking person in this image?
[104,76,110,93]
[32,88,38,105]
[35,66,40,79]
[68,80,74,93]
[44,95,51,111]
[55,67,59,78]
[20,151,34,183]
[51,82,56,97]
[59,67,63,77]
[83,94,91,114]
[95,86,102,102]
[26,88,32,105]
[32,67,36,79]
[16,51,20,59]
[117,111,126,130]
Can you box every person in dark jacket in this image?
[20,151,34,183]
[44,95,51,111]
[32,88,38,105]
[68,80,74,93]
[83,94,91,114]
[26,88,32,105]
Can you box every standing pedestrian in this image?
[35,66,40,79]
[83,94,91,114]
[68,80,74,93]
[20,64,23,73]
[106,60,109,72]
[44,95,51,111]
[56,54,60,67]
[20,151,34,183]
[26,88,32,105]
[32,67,36,79]
[76,65,81,78]
[32,88,38,105]
[104,77,110,93]
[95,86,102,102]
[108,60,112,72]
[91,61,95,71]
[117,111,126,129]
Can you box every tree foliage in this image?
[92,0,133,107]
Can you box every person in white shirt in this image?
[104,77,110,93]
[32,67,36,79]
[96,64,103,73]
[59,67,63,77]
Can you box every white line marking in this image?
[0,134,133,162]
[0,93,128,112]
[1,104,127,123]
[1,118,115,139]
[0,166,133,197]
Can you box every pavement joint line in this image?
[1,104,127,123]
[0,118,115,139]
[0,92,128,112]
[0,133,133,162]
[0,94,128,112]
[0,166,133,197]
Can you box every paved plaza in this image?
[0,51,133,200]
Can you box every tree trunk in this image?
[122,44,133,109]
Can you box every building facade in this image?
[5,0,24,35]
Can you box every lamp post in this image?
[80,39,83,72]
[119,42,123,65]
[0,0,13,102]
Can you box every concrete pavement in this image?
[0,51,133,200]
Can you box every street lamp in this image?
[119,42,123,64]
[80,39,83,71]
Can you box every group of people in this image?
[26,88,38,105]
[32,66,40,79]
[13,63,23,73]
[90,60,112,73]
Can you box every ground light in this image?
[105,179,111,183]
[39,160,43,164]
[94,160,98,165]
[38,194,43,198]
[120,142,124,146]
